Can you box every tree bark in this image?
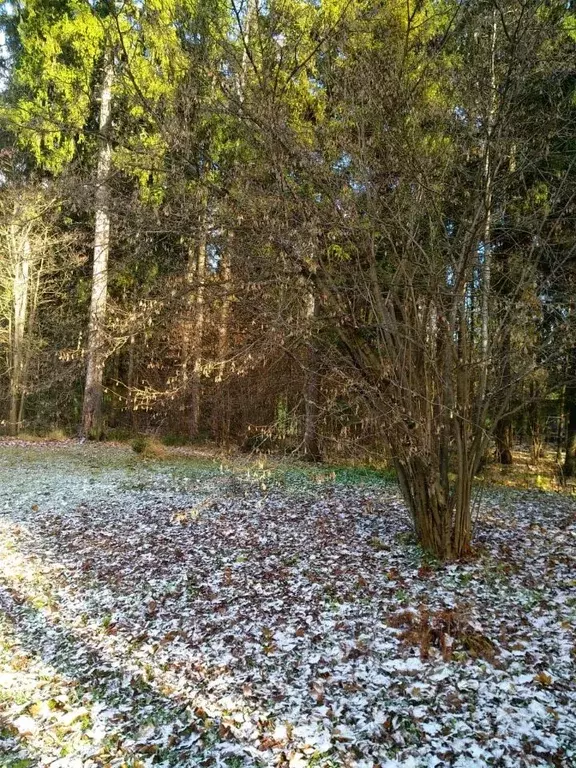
[478,14,497,411]
[81,49,114,438]
[564,350,576,477]
[494,418,513,464]
[181,205,208,439]
[303,291,322,461]
[395,453,472,560]
[556,386,564,463]
[494,250,513,465]
[529,385,544,464]
[212,247,232,443]
[17,251,43,430]
[189,232,206,438]
[9,223,31,435]
[126,333,137,431]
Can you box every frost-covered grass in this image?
[0,441,574,768]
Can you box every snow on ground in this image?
[0,441,574,768]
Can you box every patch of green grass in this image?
[481,560,512,588]
[417,547,442,569]
[131,436,149,454]
[330,465,396,485]
[394,588,410,604]
[241,460,396,494]
[520,588,545,610]
[370,536,387,551]
[201,728,220,748]
[101,613,113,630]
[0,687,29,706]
[3,758,35,768]
[161,434,190,447]
[224,758,245,768]
[105,427,135,442]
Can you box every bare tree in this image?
[236,0,575,557]
[0,184,76,434]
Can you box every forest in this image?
[0,0,575,766]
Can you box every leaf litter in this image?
[0,442,574,767]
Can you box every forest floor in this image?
[0,441,574,768]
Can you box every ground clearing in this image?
[0,442,574,767]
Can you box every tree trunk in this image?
[127,333,137,431]
[9,224,31,435]
[564,401,576,477]
[18,252,43,430]
[478,13,497,410]
[303,291,322,461]
[212,248,232,443]
[108,350,121,428]
[81,50,114,438]
[494,251,513,466]
[216,251,231,383]
[395,453,472,560]
[303,361,321,461]
[564,350,576,477]
[495,418,513,464]
[529,410,544,463]
[556,386,564,463]
[189,234,206,438]
[182,207,207,439]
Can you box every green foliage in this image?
[131,436,148,454]
[2,0,220,188]
[161,434,190,447]
[106,427,135,442]
[4,0,104,172]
